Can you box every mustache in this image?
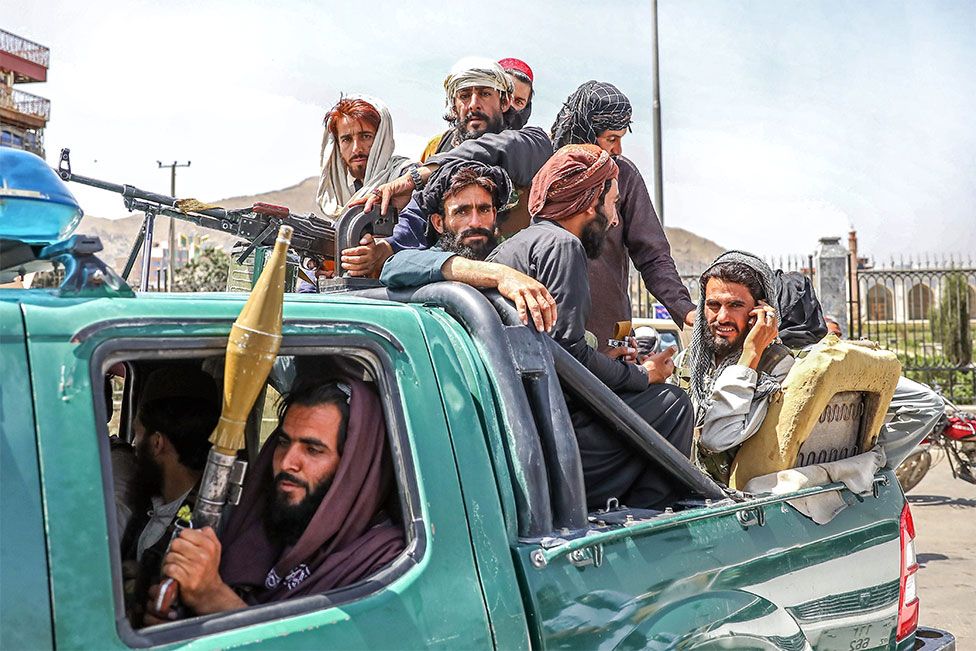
[274,471,309,492]
[458,227,494,240]
[463,111,490,124]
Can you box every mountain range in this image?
[77,176,725,276]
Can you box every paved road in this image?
[908,453,976,647]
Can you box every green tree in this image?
[929,272,972,366]
[171,247,232,292]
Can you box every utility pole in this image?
[650,0,665,225]
[157,160,190,290]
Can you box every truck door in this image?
[0,301,54,650]
[22,299,494,650]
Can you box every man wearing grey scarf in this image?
[673,251,795,483]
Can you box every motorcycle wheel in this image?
[896,449,932,493]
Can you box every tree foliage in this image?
[171,247,232,293]
[929,272,973,366]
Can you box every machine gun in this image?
[56,148,395,291]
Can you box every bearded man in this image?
[340,58,552,277]
[119,366,219,625]
[316,96,413,220]
[487,144,694,509]
[673,252,795,483]
[147,379,404,622]
[552,81,695,349]
[420,57,516,160]
[380,161,558,333]
[380,145,692,509]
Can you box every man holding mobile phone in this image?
[670,251,795,483]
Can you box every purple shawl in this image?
[218,379,404,603]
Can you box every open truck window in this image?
[93,342,423,647]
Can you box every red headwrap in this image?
[529,144,618,222]
[498,58,534,83]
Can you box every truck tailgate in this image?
[512,474,905,650]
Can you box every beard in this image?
[437,228,498,261]
[580,205,610,260]
[134,436,163,507]
[264,471,332,547]
[345,154,368,180]
[460,110,506,140]
[706,322,746,362]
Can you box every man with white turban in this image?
[341,58,552,277]
[316,95,413,220]
[420,57,516,160]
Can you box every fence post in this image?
[814,236,850,335]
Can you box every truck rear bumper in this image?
[911,627,956,651]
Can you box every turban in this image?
[551,80,633,149]
[499,57,534,130]
[529,144,618,222]
[417,160,514,245]
[443,56,513,108]
[498,57,533,83]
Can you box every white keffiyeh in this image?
[316,94,412,219]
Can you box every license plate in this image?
[818,619,893,651]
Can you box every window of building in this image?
[907,283,933,321]
[865,284,894,321]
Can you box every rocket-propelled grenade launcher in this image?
[154,224,291,616]
[196,223,291,528]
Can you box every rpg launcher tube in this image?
[193,225,292,529]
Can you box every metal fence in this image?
[629,253,814,319]
[853,262,975,403]
[0,29,51,68]
[1,86,51,121]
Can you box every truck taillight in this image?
[897,502,919,641]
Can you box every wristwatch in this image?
[408,165,426,190]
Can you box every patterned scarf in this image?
[687,251,782,424]
[551,80,633,148]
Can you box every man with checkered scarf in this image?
[551,81,696,351]
[671,251,795,483]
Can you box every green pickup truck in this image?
[0,151,956,650]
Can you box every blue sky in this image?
[7,0,975,258]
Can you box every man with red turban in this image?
[498,57,534,130]
[487,144,694,510]
[372,144,693,509]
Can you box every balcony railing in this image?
[0,85,50,121]
[0,29,50,68]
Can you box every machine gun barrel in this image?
[56,148,337,289]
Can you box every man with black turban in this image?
[381,144,692,509]
[552,81,696,350]
[379,161,558,333]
